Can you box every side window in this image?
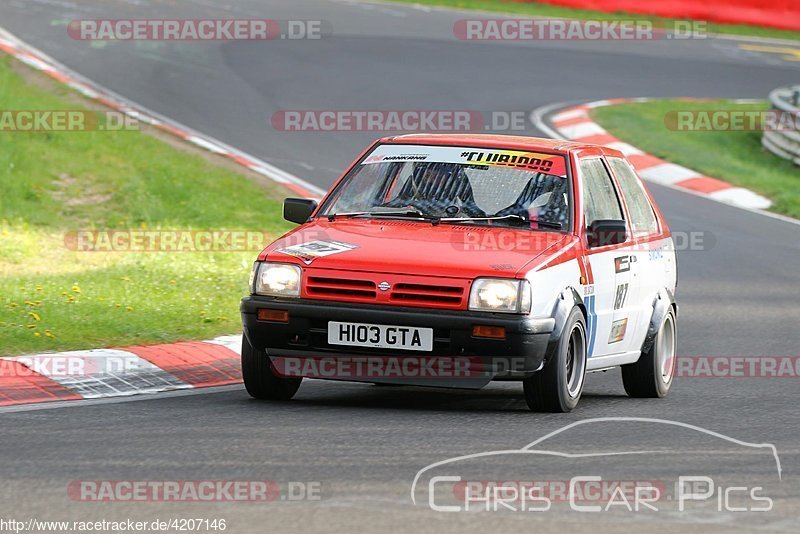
[607,157,659,236]
[580,158,623,227]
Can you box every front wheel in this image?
[621,308,677,398]
[241,333,302,400]
[523,307,587,413]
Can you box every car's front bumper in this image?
[241,296,555,389]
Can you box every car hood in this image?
[261,219,567,278]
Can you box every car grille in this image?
[304,270,468,310]
[306,276,377,299]
[389,283,464,306]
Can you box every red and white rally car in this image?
[240,134,678,412]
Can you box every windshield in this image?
[320,143,572,230]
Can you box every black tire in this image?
[622,308,677,398]
[523,307,587,413]
[241,333,302,400]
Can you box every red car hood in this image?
[261,219,567,278]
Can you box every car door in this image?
[606,156,674,352]
[579,157,640,358]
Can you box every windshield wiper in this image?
[439,214,564,230]
[529,219,564,230]
[327,208,439,222]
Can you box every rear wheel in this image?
[622,308,676,398]
[241,333,302,400]
[523,308,587,413]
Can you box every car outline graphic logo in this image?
[410,416,783,506]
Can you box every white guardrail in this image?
[762,86,800,166]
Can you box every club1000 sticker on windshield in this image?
[362,144,567,176]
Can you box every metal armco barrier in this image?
[762,86,800,166]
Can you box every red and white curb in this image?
[0,27,325,200]
[533,98,773,211]
[0,335,243,407]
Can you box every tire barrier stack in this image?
[762,86,800,166]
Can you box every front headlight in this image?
[254,262,302,297]
[469,278,531,314]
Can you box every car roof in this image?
[380,133,624,158]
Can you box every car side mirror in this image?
[284,198,318,224]
[587,219,627,248]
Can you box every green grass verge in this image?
[590,99,800,219]
[0,55,293,355]
[389,0,800,41]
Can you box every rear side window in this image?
[580,158,623,227]
[607,157,659,236]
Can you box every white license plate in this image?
[328,321,433,352]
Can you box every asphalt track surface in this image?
[1,1,799,532]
